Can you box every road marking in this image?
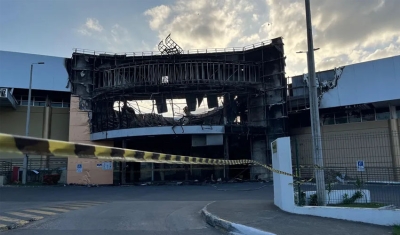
[23,209,57,215]
[57,203,90,208]
[51,205,83,210]
[0,224,8,231]
[73,202,105,206]
[38,207,70,213]
[66,202,99,206]
[0,216,29,225]
[80,201,106,204]
[6,212,43,221]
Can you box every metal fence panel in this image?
[292,131,400,208]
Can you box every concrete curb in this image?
[201,202,276,235]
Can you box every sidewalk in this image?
[203,200,393,235]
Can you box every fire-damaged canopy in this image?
[67,37,287,137]
[68,37,284,101]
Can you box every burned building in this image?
[1,42,399,185]
[66,35,288,183]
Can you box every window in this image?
[348,110,361,123]
[20,96,32,106]
[376,107,390,120]
[50,98,72,108]
[51,102,63,108]
[335,112,348,124]
[20,100,29,106]
[33,97,46,107]
[397,106,400,119]
[362,109,375,122]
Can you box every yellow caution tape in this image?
[0,133,316,183]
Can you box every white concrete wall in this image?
[272,137,295,211]
[272,137,400,226]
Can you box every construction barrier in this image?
[0,133,316,183]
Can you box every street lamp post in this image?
[22,62,45,185]
[304,0,326,205]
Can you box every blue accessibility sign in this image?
[357,160,365,171]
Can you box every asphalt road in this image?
[0,182,273,235]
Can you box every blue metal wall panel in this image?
[320,55,400,108]
[0,51,70,92]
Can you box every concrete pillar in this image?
[389,105,400,181]
[42,96,52,169]
[223,135,229,180]
[151,163,155,182]
[121,140,127,184]
[271,137,294,210]
[159,164,165,181]
[223,94,230,179]
[249,95,269,180]
[129,164,134,182]
[250,138,268,180]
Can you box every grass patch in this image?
[393,225,400,235]
[328,203,385,208]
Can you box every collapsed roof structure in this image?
[66,35,288,181]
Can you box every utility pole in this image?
[304,0,326,205]
[22,62,45,185]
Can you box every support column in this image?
[121,140,127,184]
[129,164,134,183]
[249,94,269,180]
[223,135,229,180]
[160,164,165,181]
[250,137,268,180]
[151,163,155,182]
[223,94,230,180]
[42,96,52,169]
[389,105,400,181]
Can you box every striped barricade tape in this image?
[0,133,317,184]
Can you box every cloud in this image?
[364,43,400,61]
[77,18,104,37]
[144,0,267,49]
[76,18,138,53]
[77,28,92,36]
[144,0,400,77]
[104,24,133,53]
[84,18,103,32]
[144,5,171,30]
[110,24,129,43]
[264,0,400,75]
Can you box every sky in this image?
[1,0,399,77]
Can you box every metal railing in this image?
[72,40,273,57]
[0,158,67,184]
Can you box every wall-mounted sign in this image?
[102,162,112,170]
[357,160,365,172]
[76,163,83,173]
